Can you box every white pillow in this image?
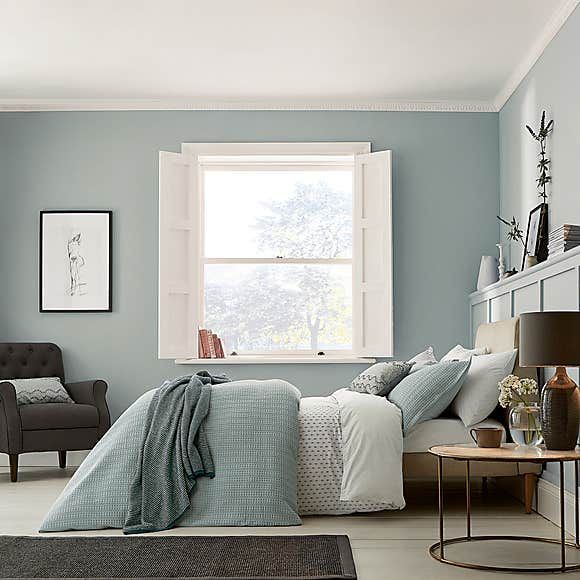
[441,344,489,362]
[408,346,438,372]
[451,349,517,427]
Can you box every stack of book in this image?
[198,328,226,358]
[548,224,580,258]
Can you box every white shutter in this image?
[158,151,200,358]
[353,150,393,357]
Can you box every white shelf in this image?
[469,245,580,302]
[175,356,376,365]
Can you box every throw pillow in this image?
[7,377,74,406]
[349,361,414,397]
[408,346,438,372]
[451,349,517,427]
[441,344,489,362]
[388,360,471,433]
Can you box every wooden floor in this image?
[1,466,578,579]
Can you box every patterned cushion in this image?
[349,362,413,396]
[388,360,471,433]
[7,377,74,406]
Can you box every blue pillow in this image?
[388,360,471,433]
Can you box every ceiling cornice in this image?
[0,2,576,114]
[493,0,579,111]
[0,98,496,113]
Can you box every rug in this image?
[0,534,357,579]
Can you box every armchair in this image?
[0,343,110,482]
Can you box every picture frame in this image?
[39,210,112,312]
[522,202,548,270]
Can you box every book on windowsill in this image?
[197,328,226,358]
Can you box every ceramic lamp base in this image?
[541,367,580,450]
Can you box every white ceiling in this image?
[0,0,577,111]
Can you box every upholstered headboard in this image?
[474,317,535,381]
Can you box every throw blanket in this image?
[40,380,301,532]
[124,371,230,534]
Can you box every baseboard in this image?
[0,450,88,468]
[536,478,578,532]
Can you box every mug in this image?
[470,427,503,448]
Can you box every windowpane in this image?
[204,264,352,352]
[204,170,352,259]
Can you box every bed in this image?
[40,317,540,531]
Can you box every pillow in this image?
[349,361,414,396]
[451,349,517,427]
[388,360,471,433]
[408,346,438,372]
[441,344,489,362]
[6,377,74,406]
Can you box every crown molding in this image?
[493,0,579,111]
[0,98,496,113]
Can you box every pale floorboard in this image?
[1,467,578,579]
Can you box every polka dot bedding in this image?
[297,395,392,515]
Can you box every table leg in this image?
[438,455,444,559]
[466,460,471,539]
[560,461,566,571]
[575,459,579,549]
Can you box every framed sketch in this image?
[40,210,112,312]
[522,203,549,269]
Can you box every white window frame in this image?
[159,142,393,363]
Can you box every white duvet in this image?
[297,389,405,515]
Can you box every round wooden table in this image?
[429,443,580,573]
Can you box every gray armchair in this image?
[0,343,110,482]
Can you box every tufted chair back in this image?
[0,343,65,384]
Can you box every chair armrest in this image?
[0,381,22,453]
[65,380,111,437]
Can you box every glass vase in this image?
[509,403,542,447]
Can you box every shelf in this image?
[175,356,376,365]
[469,246,580,301]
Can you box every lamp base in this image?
[540,367,580,450]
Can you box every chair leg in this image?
[481,476,488,495]
[524,473,537,514]
[9,454,18,482]
[58,451,67,469]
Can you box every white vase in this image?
[477,255,499,290]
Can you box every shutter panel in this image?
[158,151,200,358]
[353,150,393,357]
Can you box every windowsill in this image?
[175,355,376,365]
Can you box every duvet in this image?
[40,381,404,532]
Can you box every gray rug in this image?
[0,534,357,579]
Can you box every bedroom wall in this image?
[499,6,580,490]
[0,110,499,420]
[499,5,580,269]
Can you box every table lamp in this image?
[519,311,580,450]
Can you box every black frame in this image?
[522,202,549,270]
[39,210,113,312]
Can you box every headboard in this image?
[474,317,535,381]
[474,317,537,433]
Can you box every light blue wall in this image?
[499,6,580,269]
[499,6,580,489]
[0,110,499,419]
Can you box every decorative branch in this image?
[525,110,553,203]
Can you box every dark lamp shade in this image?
[519,311,580,367]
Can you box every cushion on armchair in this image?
[7,377,74,406]
[19,403,99,430]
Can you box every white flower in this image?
[497,375,537,408]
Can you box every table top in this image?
[429,443,580,463]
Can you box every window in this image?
[158,143,392,361]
